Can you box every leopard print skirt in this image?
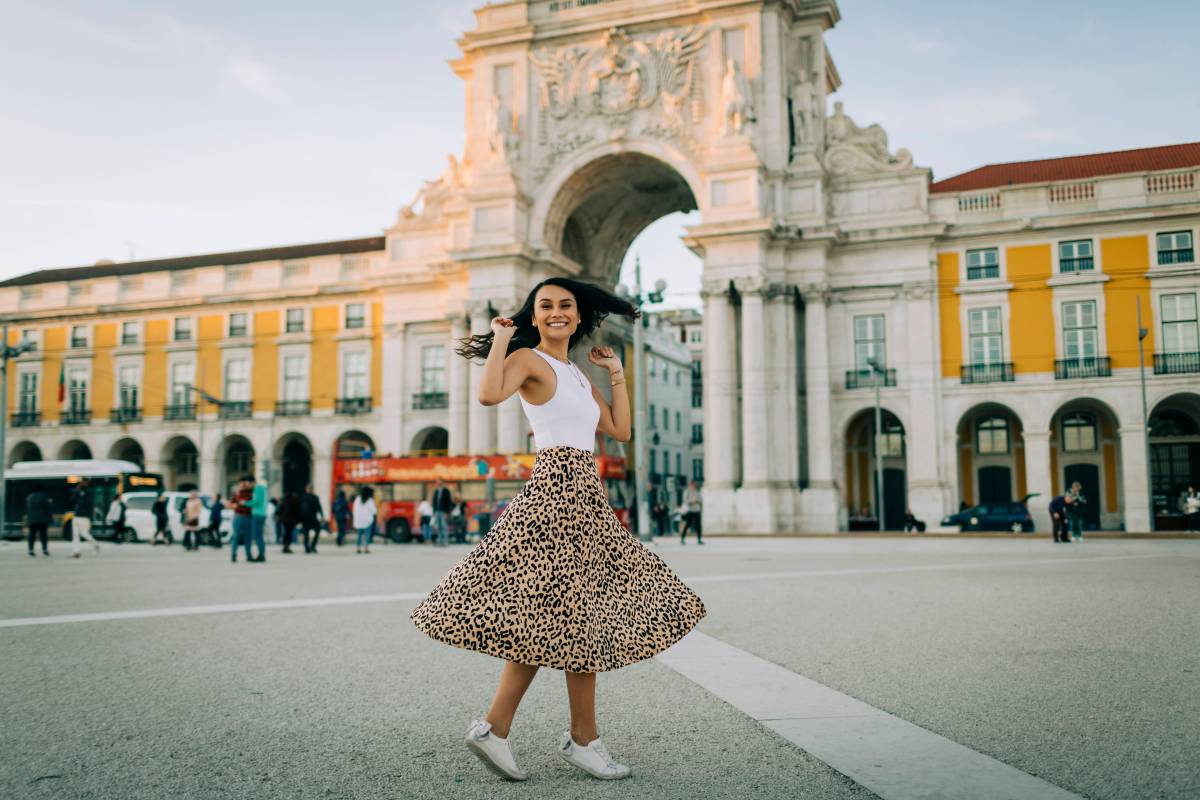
[410,445,706,673]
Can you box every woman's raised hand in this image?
[490,316,516,338]
[587,346,621,372]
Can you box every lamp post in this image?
[183,383,225,494]
[1136,297,1155,532]
[617,256,667,543]
[867,357,886,532]
[0,325,36,537]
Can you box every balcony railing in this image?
[11,410,40,427]
[412,391,448,410]
[845,368,897,389]
[219,401,252,420]
[961,362,1015,384]
[274,400,311,417]
[62,408,91,425]
[1060,257,1094,273]
[1055,357,1111,380]
[110,406,143,423]
[1158,248,1194,265]
[336,397,372,415]
[163,403,196,421]
[1154,351,1200,375]
[966,265,1000,280]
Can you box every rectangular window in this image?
[345,303,366,329]
[966,248,1000,280]
[67,367,88,412]
[282,354,307,402]
[228,313,248,338]
[18,371,37,412]
[1059,239,1094,272]
[676,452,682,477]
[692,458,704,482]
[968,307,1003,365]
[70,325,88,348]
[342,350,368,398]
[224,358,250,402]
[1063,413,1097,452]
[976,416,1010,455]
[21,329,37,351]
[692,423,703,444]
[1062,300,1098,358]
[173,317,192,342]
[853,315,886,371]
[689,328,702,343]
[650,403,656,429]
[1161,293,1199,353]
[649,357,656,377]
[675,411,681,433]
[650,449,657,474]
[170,363,192,406]
[1157,230,1194,265]
[121,321,139,346]
[285,308,305,334]
[118,364,139,409]
[282,260,310,284]
[420,345,446,392]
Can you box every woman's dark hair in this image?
[455,276,639,361]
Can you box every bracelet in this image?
[611,379,625,387]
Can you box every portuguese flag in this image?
[57,362,65,404]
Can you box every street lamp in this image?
[617,256,667,543]
[866,357,886,532]
[1136,297,1155,532]
[0,324,37,536]
[182,383,226,494]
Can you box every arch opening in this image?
[844,409,906,530]
[1149,392,1200,528]
[58,440,92,461]
[410,426,448,456]
[161,436,199,491]
[108,437,145,469]
[1048,399,1122,530]
[955,404,1026,508]
[273,433,313,496]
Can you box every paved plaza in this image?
[2,535,1198,800]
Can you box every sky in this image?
[3,0,1198,309]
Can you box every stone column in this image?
[447,315,469,455]
[467,304,496,455]
[903,284,945,526]
[1023,430,1053,534]
[801,285,839,530]
[700,280,737,531]
[767,287,800,530]
[1118,426,1152,532]
[379,321,406,457]
[738,280,770,490]
[496,395,525,454]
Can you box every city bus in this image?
[2,459,164,540]
[331,451,629,542]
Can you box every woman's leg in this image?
[484,661,540,738]
[564,671,599,745]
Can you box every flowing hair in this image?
[455,277,640,362]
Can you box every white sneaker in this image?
[558,732,631,780]
[464,720,527,781]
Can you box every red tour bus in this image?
[331,451,630,542]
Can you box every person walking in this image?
[248,477,268,562]
[208,493,224,548]
[679,480,703,545]
[26,482,52,557]
[182,490,204,551]
[411,278,706,782]
[352,486,377,554]
[105,493,128,544]
[333,489,351,547]
[228,477,254,563]
[431,479,453,547]
[267,496,280,544]
[1066,481,1087,542]
[418,496,433,543]
[150,492,172,545]
[1048,494,1070,543]
[1183,485,1200,532]
[277,490,301,554]
[70,478,101,558]
[300,484,324,554]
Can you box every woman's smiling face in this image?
[533,284,579,342]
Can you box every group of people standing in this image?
[643,479,703,544]
[1049,481,1089,543]
[267,485,326,554]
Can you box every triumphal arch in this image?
[385,0,939,533]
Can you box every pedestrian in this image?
[150,491,171,545]
[1066,481,1087,541]
[267,496,280,544]
[1183,485,1200,532]
[70,478,101,558]
[248,476,268,562]
[105,493,128,544]
[25,481,52,557]
[300,484,324,554]
[182,490,204,551]
[431,479,453,547]
[208,493,224,548]
[680,480,703,545]
[352,486,376,554]
[418,496,433,543]
[411,278,705,781]
[1048,494,1070,543]
[276,491,300,553]
[903,509,926,533]
[227,477,254,563]
[333,489,351,547]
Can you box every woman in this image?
[417,496,433,543]
[333,489,352,547]
[150,492,171,545]
[207,493,224,548]
[182,490,204,551]
[411,278,706,782]
[352,486,376,554]
[277,491,301,554]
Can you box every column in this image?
[380,321,406,457]
[1118,426,1152,532]
[447,315,469,455]
[903,285,945,525]
[467,305,496,455]
[701,282,737,490]
[801,286,839,529]
[738,281,770,489]
[1023,430,1053,534]
[767,289,799,487]
[496,395,525,453]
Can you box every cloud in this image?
[226,55,285,101]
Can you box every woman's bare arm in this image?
[477,318,536,406]
[588,346,630,442]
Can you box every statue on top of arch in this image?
[823,100,913,176]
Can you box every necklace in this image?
[538,347,586,389]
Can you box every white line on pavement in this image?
[656,631,1083,800]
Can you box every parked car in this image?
[121,492,232,543]
[942,495,1038,532]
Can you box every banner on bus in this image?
[333,453,624,484]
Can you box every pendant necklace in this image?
[539,347,586,389]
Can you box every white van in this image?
[120,492,232,544]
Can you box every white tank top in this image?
[518,349,601,452]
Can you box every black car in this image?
[942,495,1038,532]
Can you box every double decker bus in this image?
[331,451,629,542]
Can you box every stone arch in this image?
[1148,392,1200,527]
[955,404,1026,507]
[273,432,314,496]
[843,408,906,530]
[58,439,92,460]
[1048,398,1122,530]
[334,430,376,459]
[108,437,145,469]
[160,436,199,491]
[7,440,42,467]
[410,426,448,455]
[218,435,255,497]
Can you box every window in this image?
[675,452,682,477]
[968,307,1003,365]
[342,350,368,398]
[228,313,248,338]
[662,407,669,429]
[853,315,886,371]
[879,418,905,457]
[282,260,310,284]
[20,329,37,351]
[345,303,366,329]
[976,416,1009,455]
[650,403,656,429]
[675,369,680,386]
[118,364,139,409]
[966,248,1000,280]
[170,363,192,405]
[689,328,702,343]
[691,423,703,444]
[1062,412,1097,452]
[692,459,704,482]
[650,449,657,474]
[1059,240,1094,272]
[663,364,669,383]
[119,276,143,297]
[1062,301,1098,358]
[340,255,368,280]
[1157,231,1194,265]
[70,325,88,348]
[649,357,656,377]
[285,308,305,334]
[121,321,139,346]
[224,358,250,402]
[18,371,37,412]
[67,367,88,412]
[19,287,41,308]
[173,317,192,342]
[1161,293,1199,353]
[420,345,446,392]
[282,354,307,401]
[691,362,703,408]
[675,411,681,433]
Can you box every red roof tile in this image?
[930,142,1200,194]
